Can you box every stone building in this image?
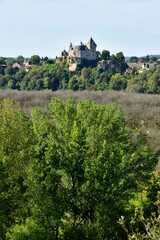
[56,50,68,63]
[68,38,97,71]
[23,60,32,72]
[0,64,7,75]
[12,62,21,69]
[56,38,97,71]
[138,63,156,73]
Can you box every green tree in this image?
[8,79,15,89]
[150,56,158,62]
[44,56,48,61]
[101,50,110,61]
[44,77,51,89]
[96,51,101,60]
[6,58,16,65]
[116,52,126,74]
[120,174,160,239]
[24,98,158,240]
[109,73,127,90]
[110,54,117,64]
[4,66,15,75]
[0,75,7,87]
[0,99,34,239]
[6,218,47,240]
[16,55,24,64]
[0,57,5,65]
[147,67,160,94]
[81,67,89,81]
[14,68,26,82]
[51,77,59,90]
[29,55,41,65]
[129,56,138,63]
[146,55,150,62]
[68,76,79,90]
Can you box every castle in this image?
[58,38,97,71]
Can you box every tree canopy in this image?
[0,98,158,240]
[101,50,110,61]
[29,55,41,65]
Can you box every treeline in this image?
[126,66,160,94]
[129,55,160,63]
[0,60,126,91]
[0,51,127,91]
[1,53,160,94]
[0,98,160,239]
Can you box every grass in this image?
[0,89,160,167]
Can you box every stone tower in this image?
[86,37,97,50]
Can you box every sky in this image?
[0,0,160,58]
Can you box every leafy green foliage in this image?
[16,55,24,65]
[101,50,110,61]
[109,73,127,90]
[28,98,158,239]
[0,57,6,65]
[0,99,35,239]
[129,56,139,63]
[116,52,126,74]
[29,55,41,65]
[2,51,159,94]
[0,97,159,239]
[6,218,46,240]
[120,174,160,239]
[0,50,128,91]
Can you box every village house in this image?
[23,60,32,72]
[12,62,21,69]
[126,62,157,75]
[124,67,135,75]
[40,61,44,66]
[138,63,156,73]
[0,64,7,74]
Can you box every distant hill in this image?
[125,57,130,61]
[125,55,160,62]
[148,54,160,58]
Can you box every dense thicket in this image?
[0,98,159,239]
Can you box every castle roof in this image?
[74,45,87,51]
[87,37,97,47]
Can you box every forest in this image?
[0,52,160,94]
[0,96,160,240]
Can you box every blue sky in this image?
[0,0,160,58]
